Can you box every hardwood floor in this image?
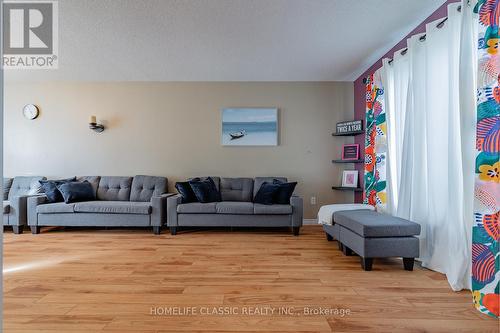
[3,225,497,332]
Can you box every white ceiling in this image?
[6,0,447,82]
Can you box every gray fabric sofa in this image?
[323,209,421,271]
[3,176,46,234]
[28,175,172,235]
[167,177,303,235]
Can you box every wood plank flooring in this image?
[3,225,498,332]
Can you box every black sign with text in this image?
[336,120,363,134]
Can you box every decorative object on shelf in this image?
[23,104,39,120]
[335,120,363,135]
[332,131,364,137]
[221,108,278,146]
[341,170,358,188]
[342,144,360,161]
[89,115,105,133]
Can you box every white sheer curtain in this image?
[379,1,477,291]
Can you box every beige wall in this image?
[4,82,354,218]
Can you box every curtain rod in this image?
[385,4,462,65]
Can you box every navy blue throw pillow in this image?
[273,179,297,204]
[254,182,281,205]
[175,181,198,203]
[57,181,96,204]
[39,177,77,203]
[188,177,221,203]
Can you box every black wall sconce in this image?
[89,115,105,133]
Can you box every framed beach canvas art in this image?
[221,108,278,146]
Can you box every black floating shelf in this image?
[332,186,363,192]
[332,159,364,164]
[332,130,365,137]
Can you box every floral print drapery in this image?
[472,0,500,318]
[363,73,387,211]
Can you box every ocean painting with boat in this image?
[221,108,278,146]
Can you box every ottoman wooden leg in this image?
[361,257,373,271]
[30,226,40,234]
[403,258,415,271]
[169,227,177,235]
[292,227,300,236]
[13,225,24,234]
[326,233,333,241]
[342,245,353,256]
[153,226,161,235]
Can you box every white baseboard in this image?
[303,219,318,225]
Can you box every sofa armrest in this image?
[150,193,176,227]
[290,195,303,227]
[167,194,182,227]
[8,195,41,226]
[27,195,48,226]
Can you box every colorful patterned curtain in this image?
[472,0,500,318]
[363,72,387,211]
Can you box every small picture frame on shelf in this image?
[341,170,359,188]
[341,144,360,161]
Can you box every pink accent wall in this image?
[353,0,459,202]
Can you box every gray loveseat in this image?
[167,177,303,235]
[4,176,46,234]
[28,175,172,234]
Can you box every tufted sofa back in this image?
[97,176,133,201]
[220,178,254,202]
[8,176,46,200]
[130,175,168,202]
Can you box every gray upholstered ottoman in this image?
[325,210,421,271]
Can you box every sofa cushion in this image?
[333,210,421,238]
[220,178,253,202]
[97,176,133,201]
[58,181,96,203]
[3,178,13,200]
[37,202,75,214]
[189,178,221,203]
[272,179,297,204]
[254,203,292,215]
[253,182,280,205]
[253,177,287,197]
[216,202,254,214]
[191,177,220,191]
[74,201,152,215]
[77,176,101,197]
[8,176,45,200]
[130,175,168,202]
[175,181,198,203]
[177,202,217,214]
[39,177,77,203]
[3,201,10,214]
